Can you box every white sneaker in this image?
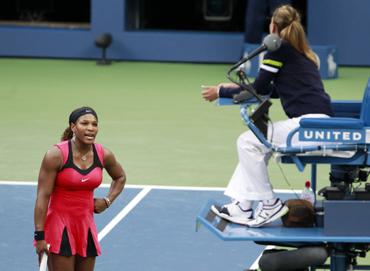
[211,201,253,225]
[246,199,289,228]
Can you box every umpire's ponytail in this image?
[272,5,318,67]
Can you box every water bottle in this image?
[300,180,315,205]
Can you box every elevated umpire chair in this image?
[197,78,370,271]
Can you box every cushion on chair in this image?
[299,117,364,129]
[331,100,361,118]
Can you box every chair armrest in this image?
[218,97,259,106]
[299,117,364,129]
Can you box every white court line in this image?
[98,187,151,241]
[0,180,38,186]
[0,180,225,191]
[249,245,275,270]
[0,180,298,193]
[0,180,152,244]
[1,179,298,268]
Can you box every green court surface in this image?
[0,58,369,190]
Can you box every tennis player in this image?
[34,106,126,271]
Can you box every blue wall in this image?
[0,0,243,63]
[307,0,370,66]
[0,0,369,66]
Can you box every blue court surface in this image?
[0,181,295,271]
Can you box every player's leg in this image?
[48,254,75,271]
[75,255,96,271]
[75,229,98,271]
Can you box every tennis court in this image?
[1,59,370,270]
[1,181,291,271]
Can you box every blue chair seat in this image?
[279,78,370,171]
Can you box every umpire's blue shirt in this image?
[221,41,333,118]
[253,42,333,118]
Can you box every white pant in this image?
[224,114,329,202]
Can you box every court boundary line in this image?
[98,187,152,241]
[2,179,298,270]
[0,180,299,193]
[249,245,275,270]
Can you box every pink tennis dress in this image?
[44,140,104,257]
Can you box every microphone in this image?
[226,33,281,104]
[234,34,282,68]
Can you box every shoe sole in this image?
[247,205,289,228]
[210,205,252,226]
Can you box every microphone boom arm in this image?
[226,33,282,103]
[226,57,262,103]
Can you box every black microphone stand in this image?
[226,33,281,104]
[226,56,272,138]
[226,59,262,102]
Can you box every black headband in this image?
[69,107,98,124]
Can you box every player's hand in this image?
[201,85,219,102]
[94,198,108,213]
[35,240,49,264]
